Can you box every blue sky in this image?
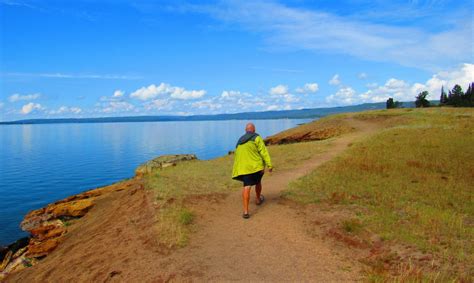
[0,0,472,121]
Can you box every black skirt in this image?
[234,171,264,186]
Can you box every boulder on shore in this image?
[135,154,197,177]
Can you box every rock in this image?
[30,223,65,241]
[0,251,12,272]
[46,199,94,218]
[20,211,54,232]
[21,199,93,233]
[0,237,30,269]
[26,238,61,258]
[3,256,26,274]
[0,247,7,264]
[135,154,198,177]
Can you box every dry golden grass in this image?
[285,108,474,281]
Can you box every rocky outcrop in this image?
[2,154,197,280]
[1,181,135,280]
[135,154,197,177]
[0,237,31,280]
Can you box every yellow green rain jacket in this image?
[232,132,273,179]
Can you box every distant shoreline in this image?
[0,102,401,125]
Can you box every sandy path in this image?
[8,118,378,282]
[154,119,378,282]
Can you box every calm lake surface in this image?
[0,119,310,245]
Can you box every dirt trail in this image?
[8,118,380,282]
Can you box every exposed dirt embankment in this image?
[1,155,196,281]
[265,116,354,145]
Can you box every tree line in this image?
[386,82,474,109]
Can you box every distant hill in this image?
[0,101,416,125]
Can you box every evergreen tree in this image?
[386,98,394,109]
[448,85,464,107]
[415,91,430,108]
[386,97,402,109]
[466,82,473,106]
[439,86,448,105]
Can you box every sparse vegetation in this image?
[285,108,474,280]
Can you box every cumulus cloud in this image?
[269,84,289,95]
[329,74,341,86]
[220,90,252,100]
[420,63,474,98]
[326,87,357,104]
[191,99,223,111]
[269,84,299,104]
[326,63,474,105]
[130,83,170,100]
[295,83,319,94]
[100,101,135,113]
[49,106,82,115]
[170,88,206,100]
[113,90,124,97]
[9,93,41,103]
[21,102,44,115]
[144,99,174,111]
[130,83,206,100]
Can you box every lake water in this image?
[0,119,310,245]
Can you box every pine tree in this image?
[386,97,402,109]
[386,98,394,109]
[448,85,464,107]
[466,82,473,106]
[439,86,448,105]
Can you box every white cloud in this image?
[130,83,206,100]
[420,63,474,98]
[113,90,124,97]
[170,88,206,100]
[100,101,135,113]
[326,63,474,105]
[220,90,251,100]
[130,83,171,100]
[20,102,43,115]
[191,99,223,111]
[329,74,341,86]
[326,87,357,104]
[295,83,319,94]
[199,1,472,69]
[49,106,82,115]
[9,93,41,103]
[144,99,174,111]
[269,84,289,95]
[358,73,368,79]
[0,102,4,109]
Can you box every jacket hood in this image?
[236,132,259,148]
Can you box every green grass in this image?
[144,135,331,248]
[285,108,474,280]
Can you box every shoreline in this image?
[0,119,311,247]
[0,114,317,275]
